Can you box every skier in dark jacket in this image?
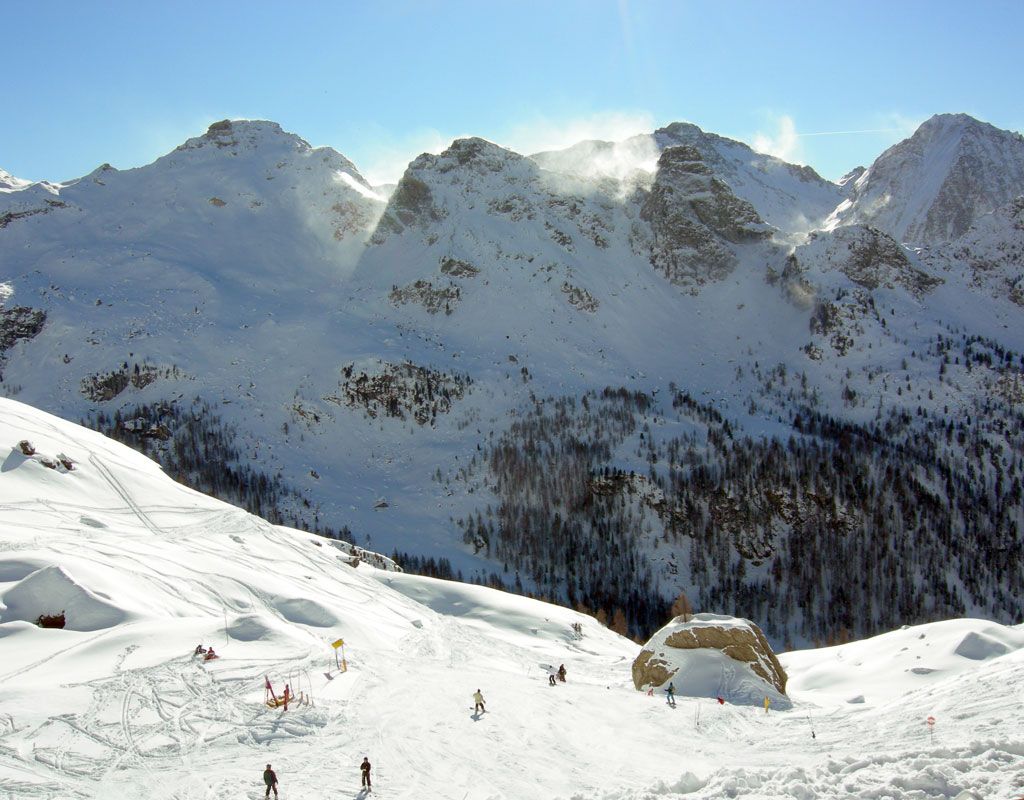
[361,756,372,789]
[263,764,279,798]
[558,664,567,682]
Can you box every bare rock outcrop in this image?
[632,613,788,706]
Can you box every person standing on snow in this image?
[473,689,486,713]
[666,682,676,706]
[263,764,279,799]
[360,756,372,789]
[557,664,567,682]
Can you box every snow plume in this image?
[504,109,657,158]
[535,133,662,183]
[752,114,804,164]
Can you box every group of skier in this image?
[256,667,574,792]
[547,664,567,686]
[262,758,373,795]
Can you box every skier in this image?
[666,682,676,707]
[263,763,279,799]
[557,664,567,682]
[360,756,372,790]
[548,669,557,686]
[473,689,486,714]
[194,643,206,656]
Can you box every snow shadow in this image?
[0,565,126,630]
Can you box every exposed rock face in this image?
[662,623,787,694]
[639,147,775,290]
[632,613,788,702]
[831,114,1024,245]
[0,306,46,353]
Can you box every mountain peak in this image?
[831,114,1024,244]
[435,137,524,172]
[174,119,312,156]
[919,112,990,132]
[656,121,707,139]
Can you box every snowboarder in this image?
[557,664,566,682]
[360,756,372,789]
[263,763,279,799]
[666,682,676,707]
[473,689,486,714]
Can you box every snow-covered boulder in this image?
[632,613,789,708]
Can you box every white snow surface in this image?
[1,398,1023,799]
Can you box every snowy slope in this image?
[0,168,32,192]
[1,398,1023,800]
[827,113,1024,245]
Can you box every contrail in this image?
[796,128,904,137]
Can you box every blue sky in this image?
[4,0,1022,185]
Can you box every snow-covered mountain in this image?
[827,113,1024,245]
[533,121,844,236]
[0,168,31,192]
[1,396,1023,799]
[1,115,1023,648]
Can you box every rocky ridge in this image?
[830,113,1024,245]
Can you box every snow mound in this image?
[225,614,280,642]
[953,630,1011,660]
[782,618,1024,705]
[273,597,338,627]
[0,564,126,630]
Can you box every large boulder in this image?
[632,613,790,708]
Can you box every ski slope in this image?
[0,397,1022,800]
